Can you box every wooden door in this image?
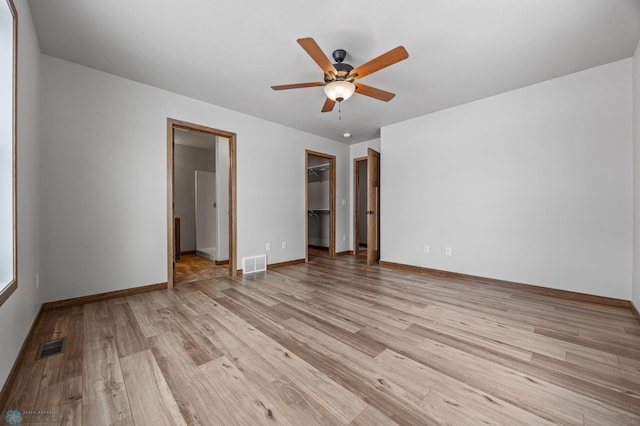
[366,148,380,265]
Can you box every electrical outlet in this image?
[341,199,346,206]
[266,243,271,252]
[445,247,452,256]
[281,241,287,249]
[343,235,346,241]
[36,272,40,289]
[423,245,430,254]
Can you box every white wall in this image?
[348,139,381,251]
[0,1,42,389]
[308,181,329,210]
[382,59,633,300]
[40,55,350,301]
[633,41,640,310]
[175,144,215,252]
[195,171,216,257]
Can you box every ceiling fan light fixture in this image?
[324,80,355,102]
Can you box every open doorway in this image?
[353,156,367,256]
[167,119,237,288]
[305,150,336,261]
[353,148,380,265]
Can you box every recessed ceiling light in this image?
[343,132,352,139]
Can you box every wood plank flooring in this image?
[2,252,640,425]
[175,254,227,285]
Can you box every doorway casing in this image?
[167,118,237,288]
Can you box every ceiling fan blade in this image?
[271,82,325,90]
[354,83,396,102]
[321,98,336,112]
[297,37,337,76]
[350,46,409,79]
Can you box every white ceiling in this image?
[28,0,640,144]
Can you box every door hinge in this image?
[366,210,375,215]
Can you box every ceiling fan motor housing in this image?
[325,49,354,82]
[332,49,347,63]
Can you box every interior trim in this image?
[0,281,17,307]
[631,301,640,324]
[268,258,306,269]
[236,258,306,275]
[41,282,168,311]
[379,260,633,309]
[0,305,41,410]
[167,118,238,287]
[1,0,18,308]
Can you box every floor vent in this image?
[36,337,66,360]
[242,255,267,274]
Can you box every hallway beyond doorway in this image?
[175,253,228,286]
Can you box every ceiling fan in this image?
[272,37,409,114]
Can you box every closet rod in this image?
[307,163,330,171]
[308,209,330,216]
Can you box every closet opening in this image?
[353,156,368,256]
[167,119,237,288]
[305,150,336,261]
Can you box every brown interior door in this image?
[367,148,380,265]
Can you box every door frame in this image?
[366,148,381,265]
[305,150,336,261]
[353,156,367,255]
[167,118,237,288]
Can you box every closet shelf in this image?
[307,164,330,177]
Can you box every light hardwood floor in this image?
[175,253,228,286]
[3,252,640,425]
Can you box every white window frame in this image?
[0,0,17,307]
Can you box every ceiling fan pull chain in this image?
[338,101,342,120]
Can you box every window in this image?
[0,0,16,306]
